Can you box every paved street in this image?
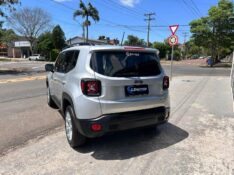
[0,60,233,174]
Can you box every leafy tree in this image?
[190,0,234,61]
[98,35,106,40]
[185,40,204,57]
[36,32,53,60]
[153,42,171,58]
[73,0,99,42]
[0,0,19,18]
[7,7,51,54]
[0,28,17,45]
[52,25,66,50]
[124,35,146,46]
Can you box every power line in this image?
[92,0,142,21]
[188,0,203,17]
[180,0,201,18]
[144,13,155,46]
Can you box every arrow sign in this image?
[169,25,179,35]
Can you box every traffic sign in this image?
[169,25,179,35]
[168,35,179,46]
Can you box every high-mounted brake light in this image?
[81,79,101,96]
[163,76,169,90]
[124,47,145,50]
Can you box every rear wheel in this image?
[65,105,86,148]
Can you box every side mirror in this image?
[45,64,54,72]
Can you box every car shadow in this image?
[76,122,189,160]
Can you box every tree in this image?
[153,42,171,59]
[124,35,146,46]
[98,35,106,40]
[36,32,53,60]
[0,0,19,17]
[73,0,99,42]
[52,25,66,50]
[190,0,234,61]
[0,28,17,45]
[7,7,51,54]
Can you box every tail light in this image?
[163,76,169,90]
[81,79,101,96]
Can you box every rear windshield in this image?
[91,51,161,77]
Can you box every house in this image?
[67,36,107,46]
[0,36,31,58]
[66,36,120,46]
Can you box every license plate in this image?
[125,85,149,96]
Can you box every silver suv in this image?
[45,45,170,147]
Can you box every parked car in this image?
[45,45,170,147]
[28,54,45,61]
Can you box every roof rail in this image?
[63,42,95,50]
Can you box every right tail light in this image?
[163,76,169,90]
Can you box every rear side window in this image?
[91,51,161,77]
[65,51,79,73]
[54,50,79,73]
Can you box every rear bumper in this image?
[74,107,170,138]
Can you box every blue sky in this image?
[10,0,220,43]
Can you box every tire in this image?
[65,105,86,148]
[47,87,57,108]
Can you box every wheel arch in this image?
[62,92,74,116]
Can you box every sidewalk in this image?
[0,76,233,175]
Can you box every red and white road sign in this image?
[168,35,179,46]
[169,25,179,35]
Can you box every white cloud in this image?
[53,0,71,2]
[119,0,140,7]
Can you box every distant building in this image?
[67,36,119,46]
[0,36,31,58]
[67,36,107,46]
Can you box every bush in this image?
[174,50,181,61]
[50,49,59,61]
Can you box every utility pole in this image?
[121,32,125,46]
[182,32,188,59]
[144,13,155,47]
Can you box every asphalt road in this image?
[163,64,231,77]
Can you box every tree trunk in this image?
[86,16,88,42]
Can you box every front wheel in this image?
[65,106,86,148]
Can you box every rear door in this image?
[53,50,79,104]
[91,50,166,114]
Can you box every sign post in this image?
[168,25,179,80]
[171,45,174,80]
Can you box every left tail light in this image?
[81,79,101,96]
[163,76,169,90]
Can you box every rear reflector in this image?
[163,76,169,90]
[81,79,101,96]
[91,123,102,132]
